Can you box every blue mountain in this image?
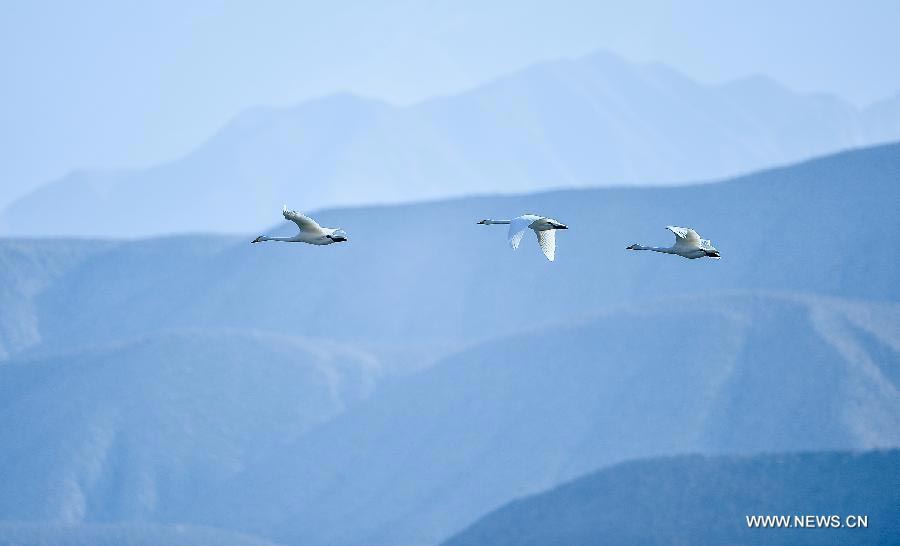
[446,450,900,545]
[3,52,899,237]
[0,143,897,544]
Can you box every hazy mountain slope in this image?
[4,52,900,237]
[0,331,380,524]
[216,293,900,545]
[0,145,897,544]
[411,60,865,192]
[0,239,117,360]
[864,92,900,143]
[0,236,237,360]
[0,522,280,546]
[9,142,900,365]
[446,450,900,546]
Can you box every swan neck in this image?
[487,220,511,225]
[633,245,673,253]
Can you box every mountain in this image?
[445,450,900,545]
[864,92,900,143]
[212,293,900,545]
[0,238,116,359]
[3,142,898,365]
[4,51,900,237]
[0,522,280,546]
[0,331,380,524]
[0,144,898,544]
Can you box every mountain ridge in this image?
[0,143,897,544]
[444,449,900,546]
[210,292,900,545]
[4,51,900,237]
[2,141,898,364]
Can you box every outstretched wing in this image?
[507,216,533,250]
[284,210,325,234]
[667,225,701,248]
[536,229,556,261]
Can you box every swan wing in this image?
[507,216,533,250]
[536,229,556,261]
[284,210,325,234]
[667,225,701,248]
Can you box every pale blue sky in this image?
[2,0,899,206]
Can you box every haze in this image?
[2,0,900,208]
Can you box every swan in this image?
[251,207,348,245]
[627,226,720,259]
[477,214,568,261]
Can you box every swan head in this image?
[477,219,491,225]
[626,243,639,250]
[705,249,721,258]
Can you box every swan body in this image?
[478,214,568,261]
[252,207,348,245]
[627,225,720,259]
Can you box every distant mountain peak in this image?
[3,52,899,237]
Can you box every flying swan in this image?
[626,226,720,259]
[252,207,348,245]
[478,214,568,261]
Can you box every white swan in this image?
[478,214,568,261]
[252,207,348,245]
[627,226,720,259]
